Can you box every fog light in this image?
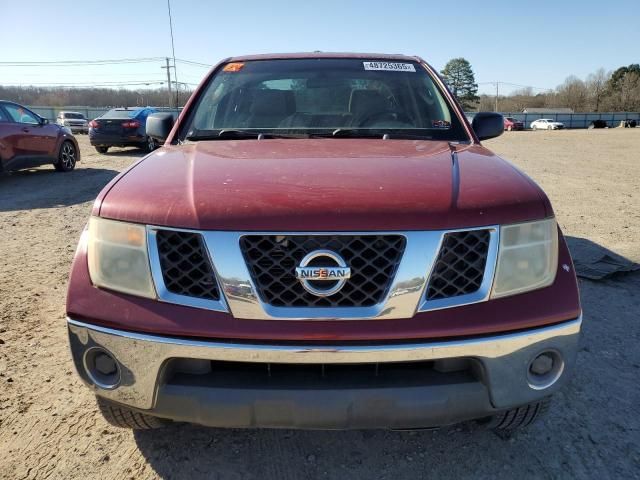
[530,353,554,375]
[95,352,118,376]
[527,350,564,390]
[83,347,121,390]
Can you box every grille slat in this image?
[240,235,406,307]
[426,230,490,301]
[156,230,221,301]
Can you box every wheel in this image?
[96,396,168,430]
[532,125,537,130]
[95,146,109,154]
[54,141,77,172]
[144,136,157,153]
[485,397,550,433]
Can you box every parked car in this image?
[588,120,608,129]
[0,100,80,172]
[504,116,524,131]
[57,111,89,134]
[530,118,564,130]
[67,53,581,433]
[89,107,158,153]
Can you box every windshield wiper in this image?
[185,130,259,141]
[324,129,433,140]
[186,130,306,141]
[186,129,437,141]
[330,128,385,138]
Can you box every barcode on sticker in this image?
[363,62,416,72]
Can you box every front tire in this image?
[144,136,157,153]
[54,141,77,172]
[95,146,109,154]
[486,397,550,433]
[96,397,168,430]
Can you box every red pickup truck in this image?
[66,53,581,432]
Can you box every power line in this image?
[175,58,212,68]
[0,54,208,90]
[478,81,553,92]
[0,57,213,69]
[0,81,167,87]
[0,57,166,67]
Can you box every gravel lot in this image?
[1,130,639,479]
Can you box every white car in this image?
[530,118,564,130]
[56,111,89,134]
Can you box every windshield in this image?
[64,113,85,119]
[184,58,467,141]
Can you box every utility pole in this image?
[495,81,499,112]
[161,57,173,108]
[167,0,179,108]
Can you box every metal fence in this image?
[466,112,640,129]
[27,105,181,122]
[26,105,640,129]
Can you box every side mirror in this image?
[471,112,504,141]
[39,117,49,125]
[146,112,175,142]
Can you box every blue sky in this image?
[1,0,638,95]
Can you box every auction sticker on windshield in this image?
[363,61,416,72]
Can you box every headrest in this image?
[348,90,388,114]
[250,89,295,116]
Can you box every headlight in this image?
[87,217,156,298]
[491,218,558,299]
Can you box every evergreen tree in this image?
[440,58,479,110]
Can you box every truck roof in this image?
[227,52,422,62]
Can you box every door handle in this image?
[22,127,30,133]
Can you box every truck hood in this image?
[97,139,550,231]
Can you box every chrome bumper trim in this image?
[68,316,581,411]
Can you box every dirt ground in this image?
[0,130,639,479]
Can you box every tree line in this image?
[440,59,640,112]
[0,86,193,108]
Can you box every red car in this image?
[66,53,581,433]
[504,116,524,131]
[0,101,80,172]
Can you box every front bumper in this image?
[68,125,89,133]
[68,316,581,429]
[89,131,145,147]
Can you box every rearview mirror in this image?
[146,112,175,142]
[471,112,504,141]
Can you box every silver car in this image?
[56,111,89,134]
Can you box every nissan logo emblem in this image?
[295,250,351,297]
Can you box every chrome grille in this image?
[240,235,406,307]
[156,230,220,301]
[426,230,491,300]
